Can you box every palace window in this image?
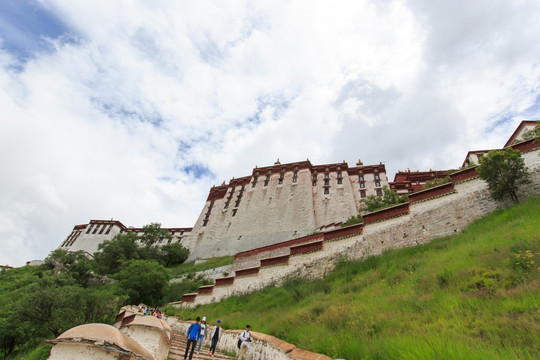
[374,174,380,180]
[375,181,381,187]
[86,224,93,234]
[376,189,382,196]
[324,179,329,186]
[92,225,99,234]
[324,188,329,194]
[105,224,113,234]
[358,175,364,181]
[360,190,366,198]
[232,209,237,217]
[359,182,365,188]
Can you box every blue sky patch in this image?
[183,164,213,179]
[0,0,68,61]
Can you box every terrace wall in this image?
[171,143,540,308]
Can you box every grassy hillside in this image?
[165,196,540,360]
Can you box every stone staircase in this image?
[169,330,236,360]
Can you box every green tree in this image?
[139,223,172,247]
[520,121,540,142]
[44,249,93,287]
[93,232,140,275]
[477,148,531,203]
[115,260,170,305]
[342,214,363,227]
[360,186,408,212]
[159,243,189,267]
[422,175,450,190]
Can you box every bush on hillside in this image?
[477,148,531,203]
[114,260,170,306]
[360,186,408,212]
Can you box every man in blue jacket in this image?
[184,317,202,360]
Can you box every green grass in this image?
[165,196,540,360]
[168,255,234,278]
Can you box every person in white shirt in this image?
[238,325,252,360]
[208,320,222,357]
[196,316,207,354]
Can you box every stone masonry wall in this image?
[166,317,332,360]
[172,144,540,307]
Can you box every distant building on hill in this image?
[54,120,538,262]
[504,120,539,147]
[184,159,389,260]
[57,219,192,255]
[389,170,450,195]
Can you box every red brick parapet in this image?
[115,311,126,323]
[363,202,410,224]
[120,314,136,328]
[323,223,364,242]
[508,138,540,153]
[290,241,324,256]
[449,166,479,183]
[182,293,198,302]
[260,255,289,267]
[408,182,456,203]
[234,233,324,259]
[197,285,214,295]
[214,276,235,287]
[235,267,260,277]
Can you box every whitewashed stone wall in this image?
[48,343,119,360]
[186,168,317,260]
[175,146,540,307]
[166,317,332,360]
[170,264,233,283]
[185,162,389,262]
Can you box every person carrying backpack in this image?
[184,317,202,360]
[237,324,252,360]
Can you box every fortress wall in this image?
[232,233,324,271]
[187,168,317,260]
[68,226,123,254]
[312,171,360,228]
[174,145,540,307]
[355,145,540,260]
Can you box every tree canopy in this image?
[477,148,531,203]
[360,186,408,212]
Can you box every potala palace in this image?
[56,121,539,265]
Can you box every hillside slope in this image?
[166,196,540,360]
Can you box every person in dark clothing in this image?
[184,317,201,360]
[208,320,223,357]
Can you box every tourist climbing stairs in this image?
[169,330,236,360]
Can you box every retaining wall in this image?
[171,142,540,308]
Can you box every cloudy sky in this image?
[1,0,539,267]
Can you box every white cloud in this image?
[1,0,540,266]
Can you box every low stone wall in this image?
[170,264,233,284]
[166,317,332,360]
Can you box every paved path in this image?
[169,331,236,360]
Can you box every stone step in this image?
[169,331,236,360]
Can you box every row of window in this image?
[86,223,113,235]
[61,230,82,247]
[250,172,382,188]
